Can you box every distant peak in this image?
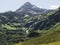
[16,2,47,14]
[25,2,31,4]
[23,2,32,6]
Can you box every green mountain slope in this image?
[14,22,60,45]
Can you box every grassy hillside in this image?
[14,41,60,45]
[13,23,60,45]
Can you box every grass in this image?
[13,42,23,45]
[2,24,17,30]
[39,41,60,45]
[13,41,60,45]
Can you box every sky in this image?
[0,0,60,12]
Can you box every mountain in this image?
[14,8,60,45]
[0,2,59,32]
[16,2,49,16]
[0,2,54,30]
[0,2,60,45]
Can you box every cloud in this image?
[49,5,59,9]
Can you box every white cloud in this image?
[49,5,59,9]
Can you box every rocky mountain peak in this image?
[16,2,48,15]
[16,2,33,12]
[23,2,32,6]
